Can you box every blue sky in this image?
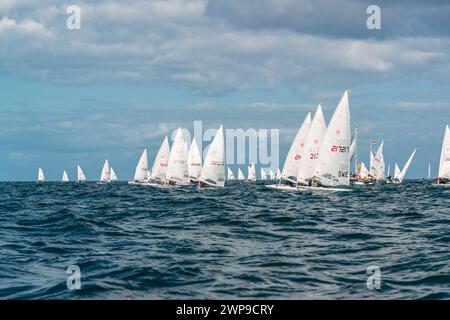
[0,0,449,180]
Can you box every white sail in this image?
[281,113,312,183]
[394,163,401,180]
[276,168,282,180]
[38,168,45,182]
[100,159,110,182]
[150,137,170,182]
[227,168,235,180]
[360,162,369,178]
[133,149,148,182]
[398,148,417,182]
[247,163,256,181]
[387,163,391,177]
[62,170,69,182]
[188,138,202,181]
[110,167,118,181]
[77,165,86,182]
[349,138,356,160]
[374,141,385,180]
[313,90,351,187]
[438,125,450,179]
[428,162,431,179]
[297,104,327,185]
[369,150,376,178]
[260,168,266,180]
[166,128,189,185]
[199,125,225,187]
[269,169,275,179]
[237,168,245,180]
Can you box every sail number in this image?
[331,145,350,153]
[338,171,349,177]
[309,153,319,160]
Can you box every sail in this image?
[313,90,351,187]
[166,128,189,185]
[394,163,401,180]
[360,162,369,178]
[188,138,202,181]
[269,169,275,179]
[387,163,391,177]
[260,168,266,180]
[374,141,385,180]
[276,168,282,180]
[281,113,312,183]
[199,125,225,187]
[369,151,376,178]
[150,137,170,182]
[237,168,245,180]
[100,159,110,182]
[38,168,45,182]
[438,125,450,179]
[248,163,256,181]
[77,165,86,182]
[428,162,431,179]
[110,167,118,181]
[133,149,148,182]
[227,168,235,180]
[349,138,356,160]
[399,148,417,182]
[297,104,327,185]
[62,170,69,182]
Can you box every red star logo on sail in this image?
[314,139,319,144]
[295,155,301,160]
[336,129,341,135]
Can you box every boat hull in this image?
[265,184,297,192]
[297,185,352,192]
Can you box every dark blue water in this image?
[0,181,449,299]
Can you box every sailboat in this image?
[188,138,202,183]
[297,90,352,192]
[428,162,431,180]
[165,127,189,186]
[373,141,385,181]
[237,168,245,180]
[99,159,111,184]
[129,149,148,184]
[353,162,374,185]
[199,125,225,188]
[37,168,45,183]
[434,125,450,186]
[77,165,86,183]
[147,136,170,186]
[62,170,69,182]
[266,112,312,190]
[260,168,266,180]
[386,163,391,178]
[247,163,256,182]
[227,168,235,180]
[269,169,275,180]
[110,167,118,182]
[296,104,327,186]
[275,168,282,180]
[390,148,417,184]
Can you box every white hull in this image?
[433,183,450,187]
[265,184,297,191]
[297,185,352,192]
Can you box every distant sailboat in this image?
[37,168,45,182]
[99,160,111,184]
[166,128,189,186]
[199,125,225,188]
[275,168,282,180]
[62,170,69,182]
[269,169,275,180]
[386,163,391,177]
[247,163,257,182]
[227,168,235,180]
[353,162,374,185]
[129,149,148,184]
[391,149,417,184]
[374,141,385,181]
[110,167,118,182]
[260,168,266,180]
[237,168,245,180]
[434,125,450,186]
[148,136,170,185]
[188,138,202,182]
[77,165,86,182]
[298,90,352,192]
[428,162,431,180]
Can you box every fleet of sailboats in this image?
[32,90,445,189]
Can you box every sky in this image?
[0,0,449,180]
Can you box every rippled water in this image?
[0,181,449,299]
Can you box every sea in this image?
[0,180,449,299]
